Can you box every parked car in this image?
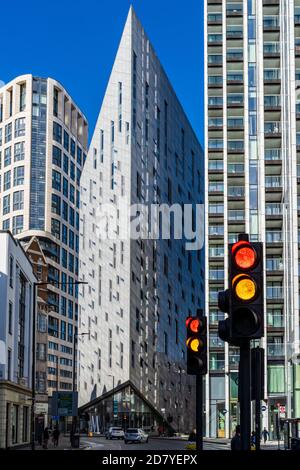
[105,427,124,440]
[124,428,149,444]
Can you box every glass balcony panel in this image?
[209,311,225,324]
[267,343,284,356]
[264,148,281,160]
[209,269,224,280]
[209,225,224,236]
[266,286,283,299]
[263,16,279,28]
[228,210,245,221]
[208,75,223,86]
[266,258,283,271]
[265,176,282,188]
[264,95,281,107]
[266,231,282,242]
[267,311,284,327]
[228,141,244,151]
[228,186,244,197]
[264,122,281,134]
[208,139,223,149]
[265,203,282,215]
[228,163,244,173]
[264,69,280,80]
[210,358,225,371]
[264,42,280,54]
[208,160,223,171]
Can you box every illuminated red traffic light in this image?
[232,240,257,270]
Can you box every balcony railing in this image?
[208,161,224,171]
[208,55,223,65]
[267,312,284,327]
[209,311,225,324]
[228,210,245,221]
[264,69,281,81]
[266,231,282,243]
[267,343,285,356]
[208,14,222,23]
[208,34,222,43]
[228,186,245,197]
[265,176,282,188]
[210,359,225,371]
[263,17,280,29]
[208,97,223,106]
[228,118,244,128]
[228,141,244,151]
[208,140,223,150]
[266,286,283,299]
[229,353,240,367]
[208,183,224,192]
[265,148,281,160]
[227,29,243,39]
[209,226,224,236]
[264,122,281,134]
[226,5,243,15]
[227,95,244,106]
[227,73,244,82]
[209,204,224,215]
[208,76,223,86]
[266,259,283,271]
[208,118,223,127]
[227,51,243,61]
[209,270,225,281]
[264,95,281,108]
[209,248,224,257]
[264,43,281,54]
[228,163,244,174]
[209,337,225,349]
[265,204,282,215]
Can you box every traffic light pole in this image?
[254,348,262,451]
[239,341,251,450]
[196,375,203,451]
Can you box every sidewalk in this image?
[22,434,89,451]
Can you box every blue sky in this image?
[0,0,203,145]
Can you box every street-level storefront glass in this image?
[80,384,165,434]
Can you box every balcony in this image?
[227,94,244,107]
[208,75,223,88]
[266,286,283,300]
[229,351,240,368]
[228,186,245,198]
[208,34,223,46]
[265,148,281,161]
[208,182,224,193]
[266,258,283,271]
[209,269,224,281]
[208,160,224,172]
[227,29,243,40]
[295,15,300,26]
[210,358,225,371]
[226,5,243,17]
[264,42,280,57]
[267,312,284,328]
[209,225,224,237]
[209,291,219,303]
[227,51,243,62]
[295,40,300,57]
[209,204,224,216]
[208,96,223,109]
[208,117,223,129]
[228,209,245,221]
[266,231,282,243]
[207,14,222,25]
[264,69,281,83]
[227,141,244,153]
[209,311,225,324]
[208,139,223,151]
[265,176,282,190]
[227,73,243,85]
[265,203,282,217]
[264,121,281,136]
[264,95,281,110]
[267,343,285,357]
[227,118,244,130]
[209,335,224,349]
[228,163,244,175]
[208,55,223,67]
[263,16,280,31]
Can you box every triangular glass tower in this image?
[79,6,204,434]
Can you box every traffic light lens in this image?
[186,338,202,352]
[234,276,256,301]
[190,319,201,333]
[234,246,256,269]
[232,308,259,336]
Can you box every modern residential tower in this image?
[78,7,204,432]
[205,0,300,438]
[0,76,88,416]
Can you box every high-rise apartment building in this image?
[78,7,204,432]
[0,76,88,408]
[205,0,300,438]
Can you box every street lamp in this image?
[30,280,87,451]
[72,330,89,439]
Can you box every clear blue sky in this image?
[0,0,203,145]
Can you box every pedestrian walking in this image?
[231,425,242,451]
[251,431,256,449]
[262,427,269,444]
[53,426,60,448]
[188,428,197,442]
[43,426,50,449]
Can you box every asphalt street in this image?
[80,436,230,451]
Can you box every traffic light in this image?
[218,234,264,343]
[186,314,207,375]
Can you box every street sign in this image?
[261,405,267,412]
[222,409,228,414]
[34,402,48,414]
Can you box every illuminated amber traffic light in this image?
[186,312,207,375]
[218,234,264,343]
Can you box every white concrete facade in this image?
[79,7,204,432]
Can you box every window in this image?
[12,215,23,234]
[20,83,26,112]
[9,256,14,287]
[77,146,82,165]
[51,194,61,215]
[51,218,60,239]
[52,170,61,191]
[63,154,69,174]
[14,166,24,186]
[38,314,47,332]
[62,248,67,268]
[14,142,25,161]
[63,130,69,151]
[70,185,75,203]
[8,349,12,380]
[13,191,24,211]
[69,207,75,226]
[53,87,58,116]
[4,147,11,166]
[61,321,66,340]
[5,123,12,142]
[3,195,10,215]
[8,302,13,334]
[70,139,76,157]
[164,332,168,355]
[70,161,75,181]
[15,118,25,137]
[63,177,68,197]
[62,201,68,221]
[62,224,68,244]
[4,170,11,191]
[52,146,62,167]
[53,122,62,143]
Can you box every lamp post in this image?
[72,330,89,438]
[30,280,87,451]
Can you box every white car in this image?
[106,427,124,440]
[124,428,149,444]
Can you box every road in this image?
[80,436,229,451]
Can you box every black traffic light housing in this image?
[218,234,264,343]
[186,310,207,375]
